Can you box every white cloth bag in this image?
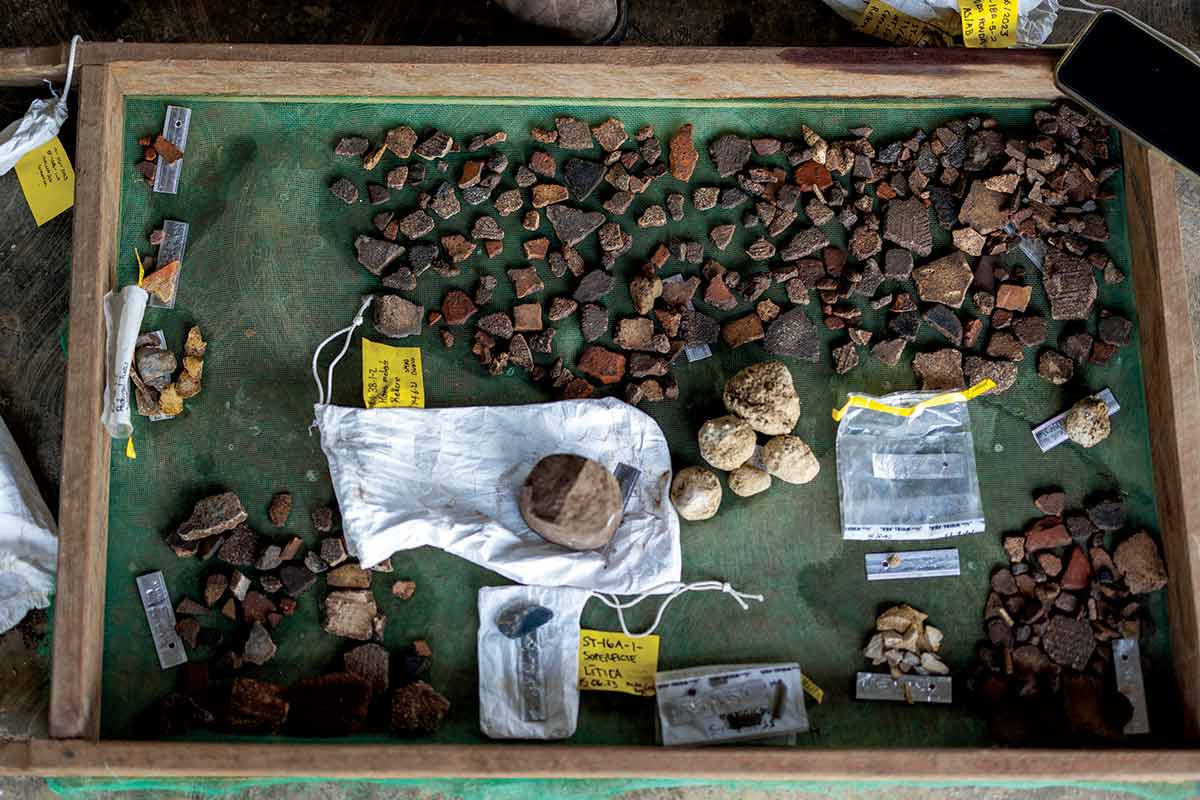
[0,36,80,176]
[0,415,58,633]
[478,585,590,740]
[312,297,682,594]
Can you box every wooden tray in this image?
[4,43,1199,779]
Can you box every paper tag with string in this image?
[578,629,659,697]
[361,338,424,409]
[856,0,955,46]
[15,136,74,226]
[959,0,1018,48]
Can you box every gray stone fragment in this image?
[471,216,504,241]
[280,564,317,596]
[1043,250,1097,321]
[709,134,752,177]
[335,137,369,157]
[884,248,914,279]
[478,312,514,340]
[320,537,348,567]
[574,270,615,303]
[883,197,933,257]
[546,205,605,246]
[355,236,405,276]
[344,643,390,694]
[243,622,277,666]
[562,158,606,201]
[780,228,830,262]
[304,550,328,574]
[764,307,820,362]
[580,304,608,342]
[136,348,177,390]
[330,178,358,205]
[256,544,283,572]
[177,492,248,541]
[374,295,424,338]
[682,310,720,347]
[923,304,963,345]
[218,524,258,567]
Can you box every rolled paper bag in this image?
[100,284,150,439]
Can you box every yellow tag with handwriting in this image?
[362,338,424,409]
[15,136,75,226]
[959,0,1017,48]
[802,673,825,704]
[856,0,954,47]
[578,629,659,697]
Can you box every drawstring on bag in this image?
[0,35,81,176]
[589,581,765,638]
[310,295,374,419]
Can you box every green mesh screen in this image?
[102,96,1171,747]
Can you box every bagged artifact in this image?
[311,298,680,594]
[834,384,989,540]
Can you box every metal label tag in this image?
[1032,388,1120,452]
[855,672,952,703]
[602,463,642,567]
[1113,638,1150,734]
[871,453,966,480]
[149,219,189,309]
[137,571,187,669]
[153,105,191,195]
[865,548,960,581]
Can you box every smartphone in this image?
[1055,9,1200,176]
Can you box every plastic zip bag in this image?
[820,0,1060,47]
[655,663,809,746]
[835,386,988,540]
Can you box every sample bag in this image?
[101,285,150,439]
[655,662,810,746]
[312,298,681,594]
[478,582,766,740]
[0,36,80,175]
[834,384,989,540]
[0,414,58,633]
[820,0,1059,47]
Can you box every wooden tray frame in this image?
[7,43,1200,779]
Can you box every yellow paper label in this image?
[578,629,660,697]
[361,338,424,409]
[959,0,1017,48]
[15,136,75,226]
[856,0,954,47]
[802,673,824,704]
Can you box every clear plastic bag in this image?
[818,0,1060,47]
[836,391,985,540]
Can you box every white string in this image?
[589,581,765,639]
[59,35,82,104]
[310,295,373,408]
